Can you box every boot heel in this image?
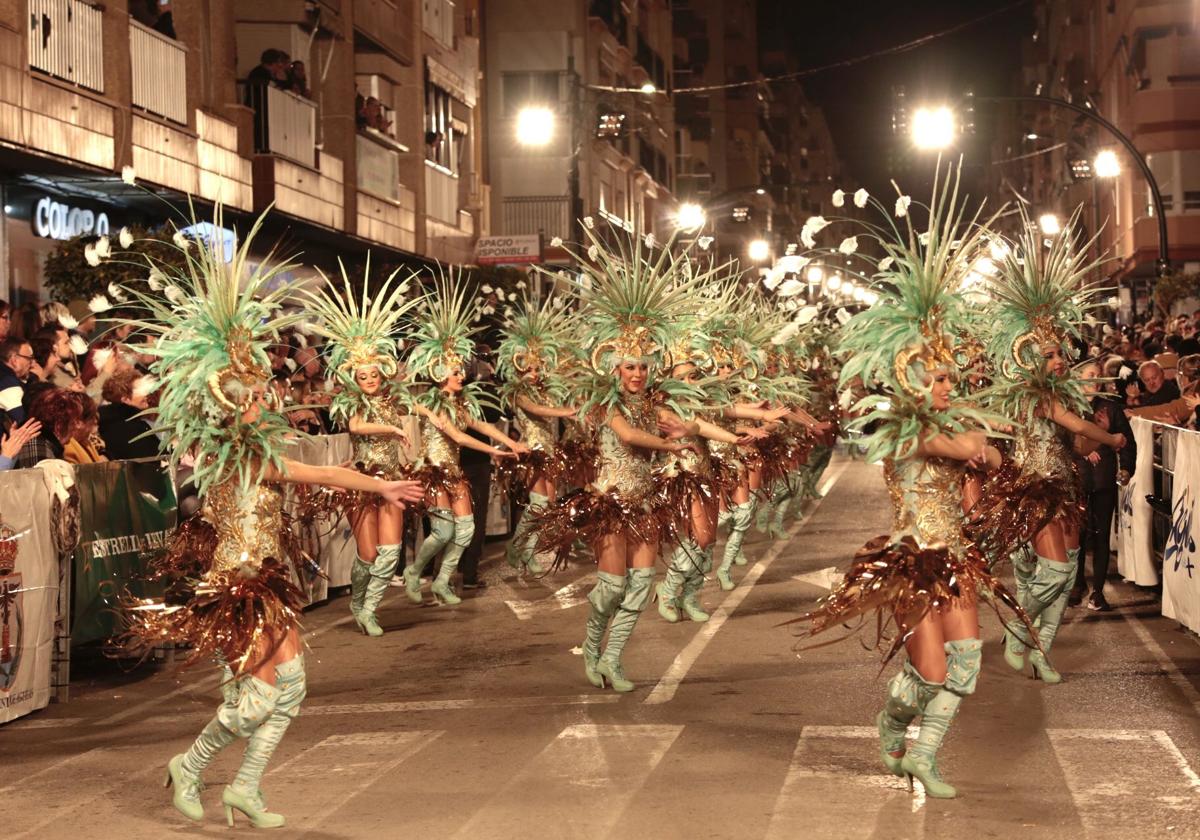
[225,804,235,827]
[905,773,914,792]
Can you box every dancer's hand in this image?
[510,441,533,456]
[491,448,518,461]
[387,424,409,444]
[1087,450,1102,465]
[1,419,41,460]
[1109,432,1127,450]
[658,415,691,440]
[378,479,424,507]
[765,406,790,422]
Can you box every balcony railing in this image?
[357,132,400,202]
[245,84,317,169]
[425,161,459,225]
[28,0,105,92]
[130,20,187,124]
[502,195,570,239]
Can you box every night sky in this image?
[760,0,1033,205]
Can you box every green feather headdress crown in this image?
[408,265,478,383]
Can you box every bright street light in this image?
[1094,149,1121,178]
[639,82,657,95]
[675,202,706,231]
[826,273,843,292]
[515,107,555,146]
[806,266,824,284]
[912,106,956,150]
[1038,213,1062,236]
[747,239,771,262]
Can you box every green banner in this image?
[71,460,177,645]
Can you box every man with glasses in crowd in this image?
[0,337,33,424]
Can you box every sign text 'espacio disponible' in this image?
[31,195,111,241]
[475,235,542,266]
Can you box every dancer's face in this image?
[355,366,383,395]
[716,363,734,379]
[443,369,465,393]
[522,363,542,384]
[617,360,648,393]
[672,362,701,384]
[1042,344,1067,377]
[928,368,953,410]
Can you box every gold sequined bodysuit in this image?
[1012,415,1076,491]
[707,413,747,480]
[420,399,465,481]
[350,394,407,478]
[205,479,286,574]
[592,394,656,503]
[883,456,969,556]
[514,385,558,454]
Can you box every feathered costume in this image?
[792,165,1033,799]
[299,262,421,636]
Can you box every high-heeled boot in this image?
[224,656,307,829]
[167,673,278,821]
[349,555,372,632]
[901,639,981,799]
[655,542,689,623]
[405,508,454,604]
[1002,546,1042,670]
[718,500,754,587]
[876,661,931,777]
[583,572,626,687]
[679,542,711,623]
[430,514,474,605]
[359,544,400,636]
[507,491,548,574]
[597,568,655,692]
[769,493,794,538]
[1004,553,1073,677]
[1029,548,1078,684]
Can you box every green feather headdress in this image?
[979,204,1106,421]
[836,163,1010,461]
[117,205,302,494]
[296,259,422,425]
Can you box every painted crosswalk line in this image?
[452,724,684,839]
[502,576,593,620]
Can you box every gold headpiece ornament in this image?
[511,339,544,374]
[339,338,399,379]
[590,322,656,373]
[206,327,270,414]
[893,321,958,397]
[1010,314,1062,372]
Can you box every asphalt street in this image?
[3,452,1199,839]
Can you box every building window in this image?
[423,0,455,48]
[502,72,560,116]
[425,83,458,173]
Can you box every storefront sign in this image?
[475,235,541,266]
[31,195,111,241]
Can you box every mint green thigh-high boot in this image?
[717,501,754,588]
[359,544,401,636]
[583,572,626,687]
[1002,546,1037,670]
[597,568,655,693]
[167,672,279,822]
[508,492,549,574]
[349,555,372,632]
[1004,554,1074,677]
[680,542,712,622]
[876,660,938,777]
[223,655,307,829]
[770,491,794,538]
[1029,548,1079,684]
[405,509,454,604]
[655,541,690,623]
[431,514,474,606]
[901,639,982,799]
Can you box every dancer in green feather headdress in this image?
[495,291,581,575]
[299,261,421,637]
[794,163,1035,800]
[117,207,424,828]
[402,266,530,606]
[969,206,1127,685]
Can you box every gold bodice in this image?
[205,479,286,574]
[421,413,461,468]
[1012,416,1074,485]
[350,394,406,476]
[883,456,967,553]
[515,402,557,453]
[592,395,655,500]
[706,413,738,462]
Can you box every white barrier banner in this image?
[0,470,57,724]
[1117,416,1158,586]
[1162,429,1200,633]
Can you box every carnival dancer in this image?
[403,270,529,606]
[118,211,425,827]
[530,225,700,692]
[496,293,578,575]
[300,264,419,636]
[798,167,1032,799]
[970,208,1126,684]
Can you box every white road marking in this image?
[503,576,592,620]
[1122,609,1200,715]
[451,724,683,839]
[765,725,925,840]
[2,716,85,730]
[303,693,620,715]
[1048,728,1200,838]
[791,565,843,590]
[643,459,850,706]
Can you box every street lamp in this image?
[806,265,824,284]
[912,106,956,150]
[639,82,657,95]
[826,273,843,292]
[515,107,555,146]
[675,202,706,232]
[748,239,771,262]
[1038,213,1062,236]
[1094,149,1121,179]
